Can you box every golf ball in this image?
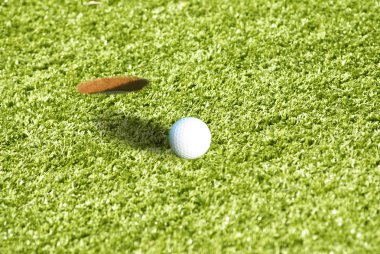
[169,117,211,159]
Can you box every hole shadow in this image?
[95,113,170,152]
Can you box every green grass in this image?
[1,0,379,253]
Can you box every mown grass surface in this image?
[1,0,379,253]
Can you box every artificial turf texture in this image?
[0,0,379,253]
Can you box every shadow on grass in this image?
[95,113,169,152]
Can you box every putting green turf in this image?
[1,0,379,252]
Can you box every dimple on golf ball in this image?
[169,117,211,159]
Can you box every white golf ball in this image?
[169,117,211,159]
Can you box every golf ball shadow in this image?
[96,114,169,151]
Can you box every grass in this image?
[0,0,379,253]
